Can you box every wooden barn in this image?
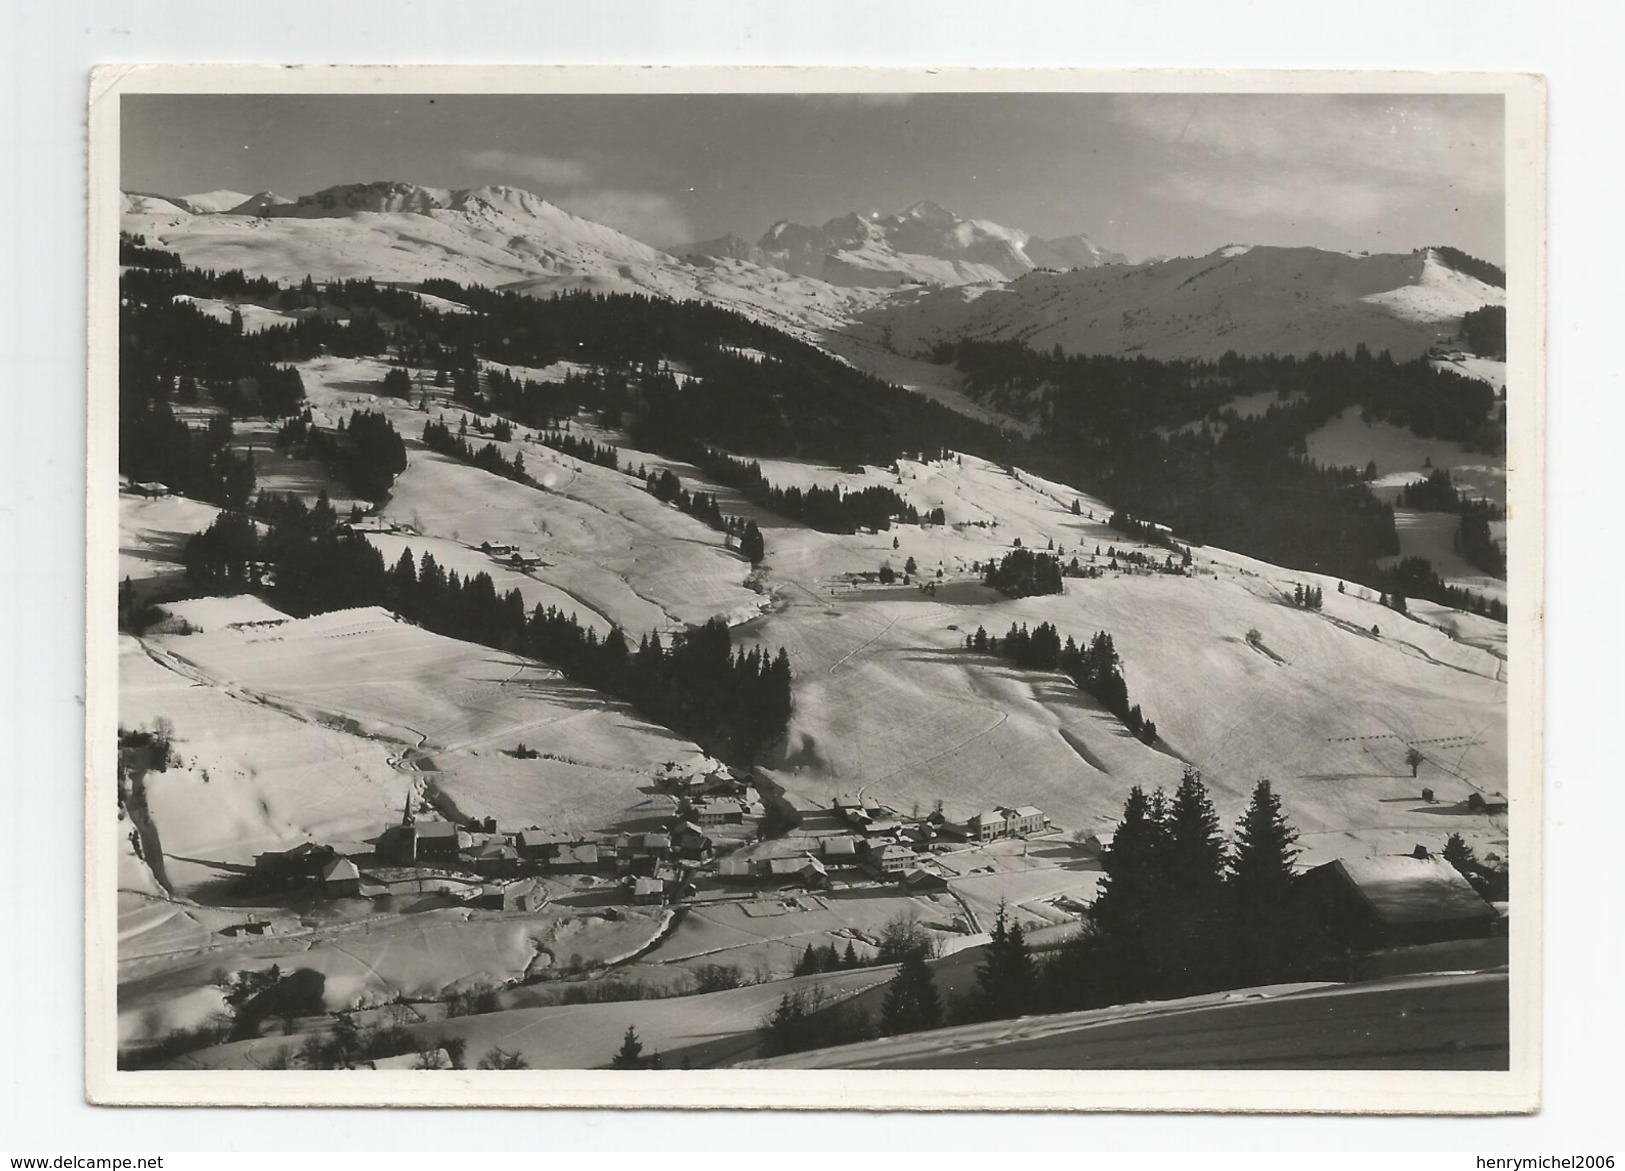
[1297,855,1502,949]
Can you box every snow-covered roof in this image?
[1324,855,1496,926]
[322,857,360,882]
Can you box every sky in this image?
[122,92,1505,262]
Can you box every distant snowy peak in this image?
[870,243,1508,363]
[177,189,253,214]
[1359,248,1506,324]
[225,191,294,215]
[121,177,888,340]
[689,201,1124,288]
[265,181,457,217]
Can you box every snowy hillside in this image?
[865,245,1508,362]
[121,181,886,339]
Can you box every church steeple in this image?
[402,792,415,827]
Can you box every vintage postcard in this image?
[87,65,1545,1110]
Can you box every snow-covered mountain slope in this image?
[223,190,293,215]
[123,192,193,216]
[864,245,1506,362]
[176,189,253,214]
[121,181,885,338]
[682,200,1126,289]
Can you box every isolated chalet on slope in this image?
[1297,855,1501,949]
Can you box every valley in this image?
[111,175,1513,1074]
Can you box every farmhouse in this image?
[670,823,713,859]
[1297,855,1502,949]
[631,876,665,905]
[1001,806,1048,836]
[253,841,334,887]
[635,832,672,858]
[131,481,172,498]
[413,820,461,862]
[470,839,519,877]
[516,829,565,862]
[821,836,860,866]
[869,842,918,875]
[344,517,394,534]
[368,1050,450,1071]
[687,797,744,826]
[548,842,600,872]
[321,856,362,899]
[715,855,755,880]
[902,868,948,893]
[969,810,1008,842]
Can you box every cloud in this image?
[1113,94,1501,188]
[554,189,693,247]
[1151,169,1400,226]
[1114,94,1503,232]
[461,148,593,187]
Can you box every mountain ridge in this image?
[680,199,1126,289]
[121,179,1505,365]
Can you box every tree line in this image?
[982,547,1064,597]
[275,408,407,501]
[421,416,528,483]
[855,771,1340,1047]
[967,622,1158,745]
[685,449,934,534]
[1397,468,1506,579]
[183,493,794,761]
[123,246,1505,631]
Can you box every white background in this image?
[4,0,1620,1152]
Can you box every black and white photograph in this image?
[87,68,1543,1110]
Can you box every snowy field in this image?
[140,603,708,837]
[171,295,295,334]
[164,965,892,1070]
[294,356,769,635]
[119,904,671,1048]
[119,492,224,586]
[1384,509,1508,606]
[1305,406,1506,507]
[686,453,1512,867]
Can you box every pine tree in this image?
[1228,778,1303,985]
[968,903,1035,1022]
[610,1025,644,1069]
[1166,766,1225,894]
[879,949,943,1036]
[842,940,859,969]
[1158,766,1228,994]
[1442,832,1478,877]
